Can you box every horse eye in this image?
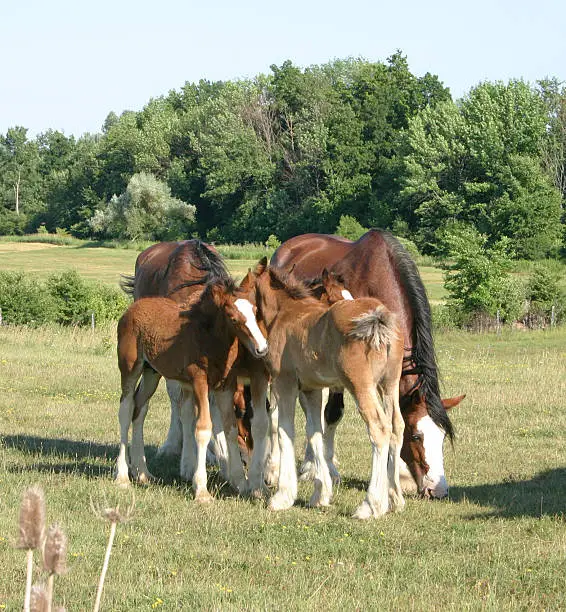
[411,434,423,442]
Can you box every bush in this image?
[335,215,368,241]
[47,270,94,325]
[0,270,130,327]
[0,272,58,325]
[524,262,565,326]
[443,226,525,324]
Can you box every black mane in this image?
[380,231,454,441]
[268,267,315,300]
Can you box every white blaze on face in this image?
[234,298,268,354]
[341,289,354,301]
[417,415,448,498]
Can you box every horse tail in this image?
[120,274,136,296]
[379,231,454,441]
[348,306,398,351]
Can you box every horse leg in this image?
[156,379,183,458]
[115,343,144,486]
[264,392,280,487]
[247,372,270,498]
[298,388,322,482]
[268,376,298,511]
[385,385,405,513]
[179,388,197,481]
[351,385,392,520]
[210,393,229,478]
[213,388,247,495]
[191,376,213,503]
[323,389,344,485]
[130,365,161,484]
[301,389,333,508]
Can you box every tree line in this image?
[1,53,565,258]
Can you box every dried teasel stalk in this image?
[30,584,49,612]
[43,524,67,576]
[19,486,46,612]
[18,486,46,551]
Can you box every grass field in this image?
[0,324,565,610]
[1,239,564,609]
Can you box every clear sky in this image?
[1,0,565,138]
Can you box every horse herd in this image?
[116,230,464,519]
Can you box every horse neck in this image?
[258,283,323,331]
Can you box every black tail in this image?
[380,232,454,441]
[120,274,135,296]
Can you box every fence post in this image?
[0,307,2,326]
[551,305,556,328]
[496,309,500,333]
[91,311,95,331]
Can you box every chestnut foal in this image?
[254,263,405,519]
[115,277,267,502]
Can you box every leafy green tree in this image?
[399,80,563,257]
[0,127,42,231]
[89,172,195,240]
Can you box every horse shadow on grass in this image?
[0,434,241,499]
[448,467,566,520]
[339,468,566,520]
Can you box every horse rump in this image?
[347,305,398,351]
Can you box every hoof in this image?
[134,471,155,485]
[194,490,214,504]
[115,475,131,488]
[352,499,387,520]
[268,491,295,512]
[308,494,331,508]
[389,489,406,513]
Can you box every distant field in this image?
[0,241,448,302]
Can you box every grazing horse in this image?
[271,230,465,498]
[253,263,405,518]
[115,276,268,502]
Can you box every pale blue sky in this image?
[1,0,565,138]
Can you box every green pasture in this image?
[0,240,447,303]
[0,323,565,610]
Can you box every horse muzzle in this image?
[420,474,448,500]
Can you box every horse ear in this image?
[239,270,254,291]
[255,257,268,276]
[442,394,466,410]
[209,283,226,306]
[322,268,329,282]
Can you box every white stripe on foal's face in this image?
[416,415,448,498]
[341,289,354,300]
[234,298,268,354]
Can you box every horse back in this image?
[132,240,216,303]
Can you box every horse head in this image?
[400,392,465,499]
[304,269,354,305]
[209,281,268,359]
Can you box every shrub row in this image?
[0,270,130,327]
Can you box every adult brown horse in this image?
[271,230,465,498]
[121,240,270,495]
